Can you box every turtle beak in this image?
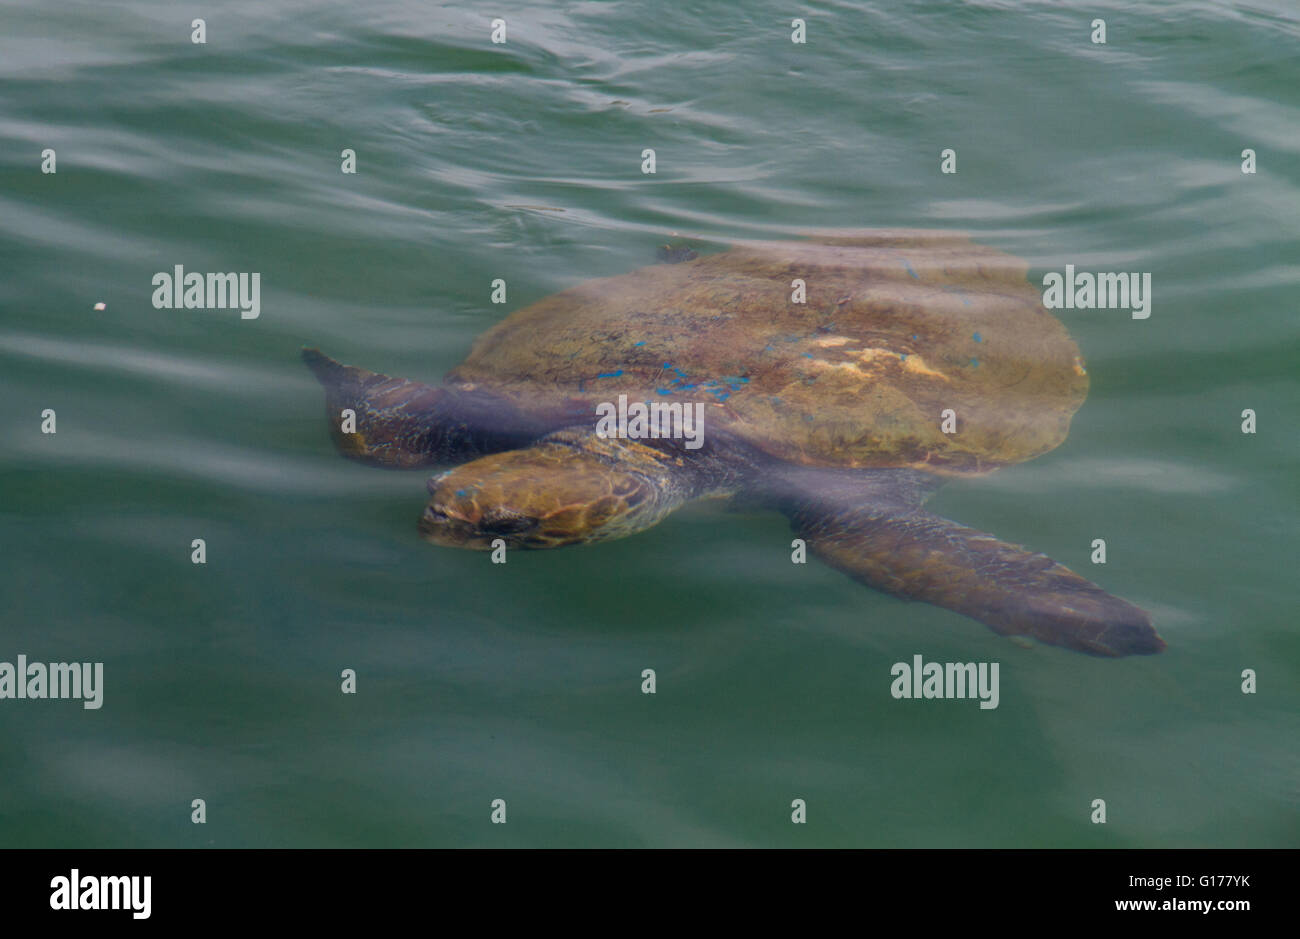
[419,476,541,549]
[419,500,476,546]
[420,503,450,526]
[421,472,474,542]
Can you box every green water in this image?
[1,0,1296,847]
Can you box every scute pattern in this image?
[450,230,1087,474]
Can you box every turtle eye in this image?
[479,512,538,535]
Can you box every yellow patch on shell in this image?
[805,338,951,383]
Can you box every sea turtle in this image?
[305,230,1164,657]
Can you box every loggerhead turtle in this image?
[305,230,1163,657]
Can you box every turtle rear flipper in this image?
[786,491,1163,657]
[655,243,698,264]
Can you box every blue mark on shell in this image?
[969,358,979,367]
[656,387,672,395]
[940,285,972,306]
[902,259,919,279]
[900,354,908,361]
[596,370,623,378]
[632,341,646,346]
[455,489,468,498]
[802,352,814,358]
[972,332,982,343]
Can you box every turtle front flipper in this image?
[303,348,453,467]
[788,496,1163,657]
[303,348,544,468]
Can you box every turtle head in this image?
[419,431,689,549]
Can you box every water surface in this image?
[0,0,1296,846]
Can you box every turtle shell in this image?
[447,230,1088,474]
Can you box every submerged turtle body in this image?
[449,230,1086,474]
[306,230,1163,658]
